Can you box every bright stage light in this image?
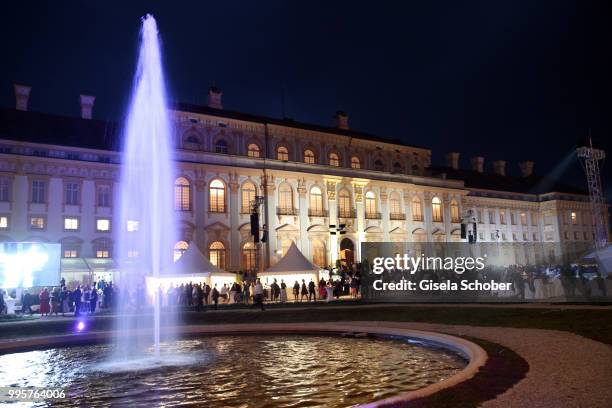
[0,243,61,288]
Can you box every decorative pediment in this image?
[204,221,230,231]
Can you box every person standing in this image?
[243,281,251,305]
[308,279,316,302]
[211,284,220,310]
[39,287,50,316]
[50,287,60,316]
[250,278,265,311]
[293,281,300,301]
[300,279,308,302]
[73,286,82,316]
[280,280,287,303]
[90,287,98,314]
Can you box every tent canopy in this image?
[264,242,319,273]
[168,243,223,276]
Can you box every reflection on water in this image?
[0,335,466,407]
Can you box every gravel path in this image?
[350,321,612,408]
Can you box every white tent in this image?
[259,242,320,285]
[172,244,222,276]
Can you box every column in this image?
[262,172,276,269]
[352,181,366,261]
[442,193,452,241]
[423,191,433,241]
[297,178,309,256]
[194,169,207,251]
[228,172,240,270]
[380,187,390,241]
[326,179,339,266]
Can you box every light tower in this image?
[576,136,608,249]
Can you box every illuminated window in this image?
[351,156,361,169]
[431,197,443,222]
[247,144,260,158]
[209,241,226,269]
[0,178,11,202]
[374,159,384,171]
[312,240,326,267]
[65,182,80,205]
[31,180,46,203]
[450,200,460,223]
[499,210,506,225]
[389,192,401,215]
[127,220,139,232]
[215,139,228,154]
[64,217,79,230]
[63,249,78,258]
[571,211,577,225]
[278,183,294,212]
[30,216,45,230]
[96,218,110,232]
[520,212,527,225]
[127,250,139,258]
[0,216,7,229]
[338,189,352,217]
[309,186,324,215]
[304,149,315,164]
[174,240,189,262]
[412,197,423,221]
[242,242,256,270]
[94,238,111,258]
[174,177,191,211]
[97,185,111,207]
[241,181,257,213]
[209,179,226,213]
[365,191,377,218]
[329,152,340,166]
[277,146,289,161]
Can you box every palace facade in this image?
[0,84,607,284]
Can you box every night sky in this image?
[1,1,610,198]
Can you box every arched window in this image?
[338,189,352,218]
[93,238,112,258]
[214,139,228,154]
[277,146,289,161]
[309,186,324,216]
[312,240,327,267]
[351,156,361,169]
[365,191,378,218]
[392,162,403,174]
[304,149,315,164]
[412,197,423,221]
[209,241,226,269]
[185,134,200,144]
[247,143,260,158]
[329,152,340,166]
[450,200,460,223]
[389,192,401,216]
[209,179,226,213]
[241,181,257,214]
[174,240,188,262]
[374,159,384,171]
[432,196,443,222]
[242,242,256,270]
[278,183,294,214]
[174,177,191,211]
[411,164,419,175]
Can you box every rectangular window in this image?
[520,212,527,225]
[412,200,423,221]
[64,217,79,230]
[127,220,139,232]
[488,211,494,224]
[512,232,517,241]
[476,209,483,224]
[571,211,577,225]
[533,233,538,241]
[97,249,110,258]
[523,232,528,241]
[31,180,46,203]
[510,212,516,225]
[0,178,11,202]
[30,216,45,230]
[583,231,588,240]
[564,231,569,240]
[97,185,111,207]
[574,231,579,240]
[63,249,78,258]
[499,210,506,225]
[491,232,496,240]
[532,212,538,225]
[65,182,80,205]
[96,218,111,232]
[0,216,8,229]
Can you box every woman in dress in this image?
[50,287,60,315]
[292,281,300,301]
[300,279,308,302]
[39,287,50,316]
[279,280,287,303]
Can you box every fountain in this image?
[112,14,178,362]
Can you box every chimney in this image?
[79,94,96,119]
[334,111,349,130]
[518,161,534,177]
[470,156,484,173]
[207,84,223,109]
[445,152,460,169]
[493,160,506,176]
[14,84,32,111]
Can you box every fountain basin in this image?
[0,323,487,407]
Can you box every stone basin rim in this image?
[0,322,488,407]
